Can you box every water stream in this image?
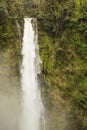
[20,18,45,130]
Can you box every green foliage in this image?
[37,1,87,129]
[0,0,87,129]
[0,0,24,50]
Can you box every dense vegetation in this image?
[0,0,87,129]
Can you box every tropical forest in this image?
[0,0,87,130]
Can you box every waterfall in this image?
[20,18,45,130]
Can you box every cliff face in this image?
[38,1,87,129]
[0,0,87,129]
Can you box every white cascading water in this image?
[20,18,45,130]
